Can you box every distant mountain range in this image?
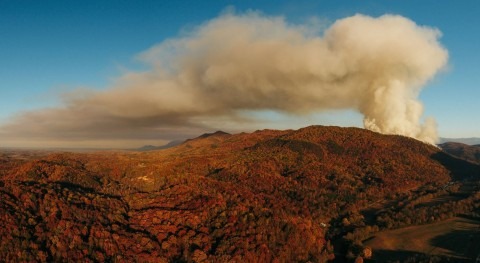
[135,139,184,151]
[439,142,480,164]
[136,131,231,151]
[439,137,480,145]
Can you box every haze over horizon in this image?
[1,1,479,148]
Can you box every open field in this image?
[365,216,480,261]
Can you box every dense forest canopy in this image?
[1,126,479,262]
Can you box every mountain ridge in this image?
[440,137,480,145]
[136,139,184,151]
[439,142,480,164]
[1,125,479,262]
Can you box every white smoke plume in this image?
[0,12,448,147]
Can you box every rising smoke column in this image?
[322,15,448,144]
[0,12,448,147]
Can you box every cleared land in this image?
[365,216,480,261]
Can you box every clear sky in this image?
[1,0,479,148]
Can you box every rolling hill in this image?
[439,137,480,145]
[136,140,185,151]
[1,126,479,262]
[439,142,480,164]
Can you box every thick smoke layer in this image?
[0,12,448,147]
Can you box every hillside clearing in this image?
[365,216,480,261]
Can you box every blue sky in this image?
[1,0,479,147]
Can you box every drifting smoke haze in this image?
[0,12,448,147]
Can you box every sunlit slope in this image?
[1,126,479,262]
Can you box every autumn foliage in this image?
[1,126,479,262]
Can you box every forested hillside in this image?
[439,142,480,164]
[1,126,479,262]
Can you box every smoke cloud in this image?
[0,12,448,147]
